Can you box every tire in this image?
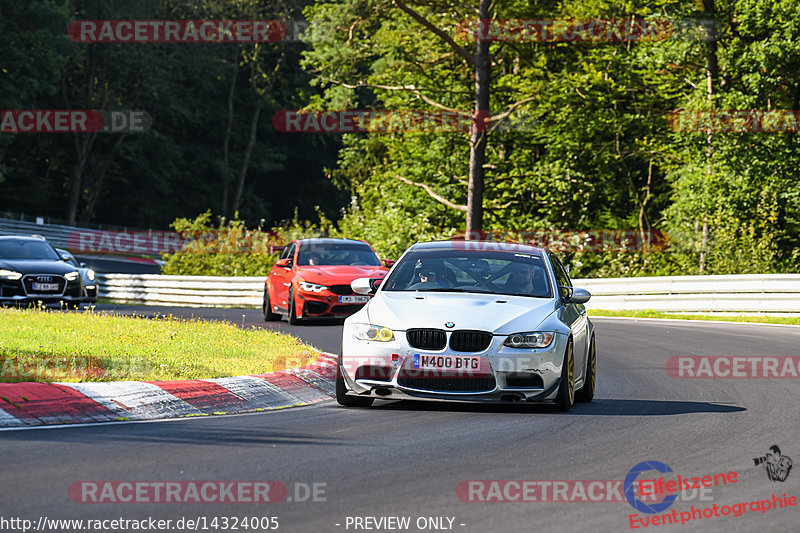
[554,338,575,412]
[575,336,595,403]
[287,287,301,325]
[262,286,280,321]
[336,359,374,407]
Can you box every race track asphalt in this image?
[1,308,798,533]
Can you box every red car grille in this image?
[328,285,354,296]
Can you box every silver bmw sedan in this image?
[337,240,596,411]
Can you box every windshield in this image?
[0,240,61,261]
[381,250,552,298]
[297,242,382,266]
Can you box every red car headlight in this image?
[298,281,328,293]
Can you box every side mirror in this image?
[383,259,395,268]
[60,253,71,261]
[352,277,382,295]
[276,258,293,269]
[562,286,591,305]
[80,262,87,268]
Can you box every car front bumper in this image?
[296,290,370,317]
[340,328,569,403]
[0,277,85,306]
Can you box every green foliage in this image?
[335,195,450,259]
[3,0,800,277]
[0,0,344,228]
[161,211,279,276]
[271,203,445,260]
[299,0,800,276]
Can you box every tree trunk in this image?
[232,97,264,215]
[63,61,97,225]
[67,132,96,224]
[701,0,719,273]
[466,0,491,237]
[221,66,237,216]
[230,43,285,216]
[80,133,127,223]
[639,160,653,251]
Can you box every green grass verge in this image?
[0,308,320,383]
[588,309,800,325]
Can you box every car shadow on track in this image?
[369,398,746,416]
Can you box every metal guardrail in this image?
[97,273,800,314]
[0,218,81,250]
[98,274,264,308]
[0,217,160,258]
[574,274,800,315]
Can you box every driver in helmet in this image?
[414,260,450,288]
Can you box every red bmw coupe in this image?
[263,238,392,324]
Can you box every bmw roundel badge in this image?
[445,322,455,328]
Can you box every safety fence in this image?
[96,273,800,314]
[98,274,264,308]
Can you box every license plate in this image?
[413,354,481,370]
[32,282,59,291]
[338,295,370,303]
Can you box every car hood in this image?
[0,259,75,275]
[365,291,557,334]
[296,265,387,284]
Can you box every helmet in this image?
[414,258,445,277]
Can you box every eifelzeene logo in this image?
[753,445,793,482]
[624,461,677,514]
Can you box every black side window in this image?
[282,243,296,261]
[549,253,572,298]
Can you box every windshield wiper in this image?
[502,293,547,298]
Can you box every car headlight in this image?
[353,324,395,342]
[503,331,554,348]
[298,281,328,293]
[86,269,96,281]
[65,271,80,281]
[0,269,23,280]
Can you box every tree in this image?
[302,0,545,235]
